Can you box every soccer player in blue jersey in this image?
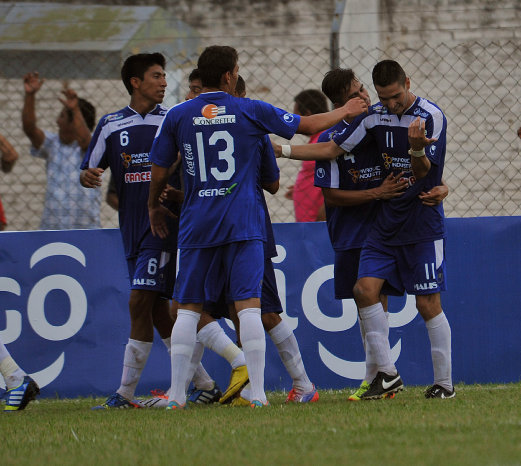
[148,45,368,409]
[274,60,454,400]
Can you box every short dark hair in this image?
[197,45,238,88]
[294,89,329,115]
[65,97,96,131]
[235,75,246,97]
[188,68,201,83]
[321,68,356,106]
[372,60,406,87]
[121,53,166,95]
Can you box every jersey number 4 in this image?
[195,131,235,182]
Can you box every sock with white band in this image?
[238,307,266,403]
[169,309,201,405]
[426,311,453,390]
[197,320,246,369]
[268,320,313,392]
[117,339,153,400]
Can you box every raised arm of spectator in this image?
[22,72,45,149]
[296,97,367,135]
[60,89,92,151]
[0,132,19,173]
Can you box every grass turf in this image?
[3,384,521,466]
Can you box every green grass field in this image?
[3,384,521,466]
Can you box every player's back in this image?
[156,91,297,249]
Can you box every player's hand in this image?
[23,72,44,94]
[284,184,294,200]
[271,139,282,158]
[80,168,104,188]
[149,204,176,239]
[342,97,368,122]
[59,88,79,111]
[408,116,437,151]
[160,184,184,203]
[374,172,408,200]
[419,184,449,206]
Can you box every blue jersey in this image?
[150,91,299,248]
[315,121,384,251]
[333,96,446,245]
[81,105,178,258]
[259,135,279,259]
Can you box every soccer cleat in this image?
[230,396,251,407]
[188,384,222,404]
[219,365,249,404]
[91,392,141,410]
[250,399,270,408]
[3,376,40,412]
[359,371,404,400]
[285,384,319,403]
[150,389,168,399]
[424,384,456,399]
[348,381,370,402]
[133,397,169,408]
[166,400,187,410]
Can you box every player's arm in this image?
[22,72,45,149]
[148,163,175,239]
[0,133,19,173]
[408,116,437,180]
[322,172,408,207]
[262,179,279,195]
[296,97,368,135]
[419,179,449,206]
[272,138,344,161]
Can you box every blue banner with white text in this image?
[1,217,520,398]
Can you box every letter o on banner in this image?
[301,265,358,332]
[27,274,87,341]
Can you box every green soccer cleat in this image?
[348,381,370,402]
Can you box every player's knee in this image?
[261,312,281,331]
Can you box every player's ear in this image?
[130,76,141,92]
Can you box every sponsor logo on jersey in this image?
[348,166,383,183]
[125,171,151,183]
[316,167,325,179]
[184,143,195,176]
[104,113,124,123]
[283,113,294,124]
[413,107,430,118]
[201,104,225,119]
[120,152,151,168]
[380,116,392,123]
[374,104,388,114]
[429,145,436,156]
[382,153,393,170]
[193,115,236,125]
[198,183,238,197]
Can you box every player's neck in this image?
[129,96,158,116]
[201,86,222,94]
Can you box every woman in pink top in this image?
[285,89,329,221]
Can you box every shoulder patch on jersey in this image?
[104,113,124,123]
[413,107,430,119]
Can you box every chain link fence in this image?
[1,40,520,231]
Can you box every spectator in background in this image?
[0,132,19,231]
[285,89,329,222]
[22,71,101,230]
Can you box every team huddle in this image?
[1,44,453,411]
